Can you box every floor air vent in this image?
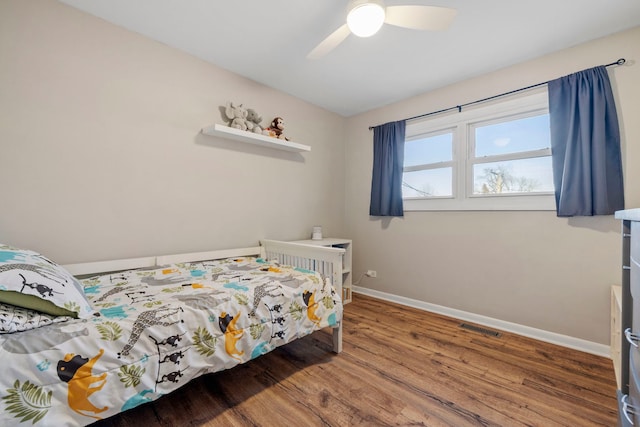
[460,323,502,337]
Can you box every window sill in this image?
[403,194,556,211]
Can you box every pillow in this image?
[0,302,71,334]
[0,244,93,319]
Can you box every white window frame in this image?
[403,127,455,199]
[403,89,556,212]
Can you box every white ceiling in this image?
[58,0,640,117]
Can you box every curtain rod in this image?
[368,58,626,130]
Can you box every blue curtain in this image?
[369,120,406,217]
[548,66,624,217]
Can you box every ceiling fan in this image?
[307,0,457,59]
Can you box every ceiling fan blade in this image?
[307,24,351,59]
[384,5,457,31]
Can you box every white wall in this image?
[344,27,640,345]
[0,0,346,264]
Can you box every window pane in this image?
[404,132,452,167]
[475,114,550,157]
[473,157,553,194]
[403,168,452,198]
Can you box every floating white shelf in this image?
[201,124,310,152]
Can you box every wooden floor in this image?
[94,294,617,427]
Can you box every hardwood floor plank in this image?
[94,294,617,427]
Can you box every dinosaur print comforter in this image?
[0,256,342,426]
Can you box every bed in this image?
[0,239,344,426]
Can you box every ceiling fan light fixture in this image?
[307,1,456,59]
[347,2,386,37]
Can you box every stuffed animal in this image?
[246,108,263,134]
[222,102,250,131]
[263,117,289,140]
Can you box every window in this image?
[402,90,555,211]
[403,130,453,198]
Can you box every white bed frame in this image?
[63,239,344,353]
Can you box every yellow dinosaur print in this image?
[219,311,244,360]
[303,290,321,326]
[56,349,108,420]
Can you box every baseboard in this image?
[352,286,610,358]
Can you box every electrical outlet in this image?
[366,270,377,278]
